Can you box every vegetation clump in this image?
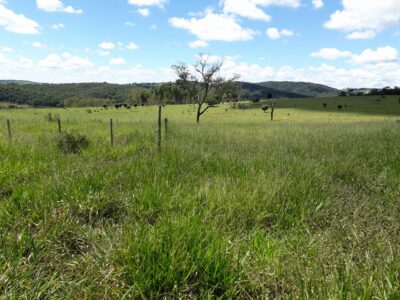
[57,131,90,153]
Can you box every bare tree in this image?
[172,54,226,123]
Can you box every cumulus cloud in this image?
[99,42,115,50]
[324,0,400,39]
[32,41,46,48]
[51,23,65,29]
[220,56,275,81]
[0,3,39,34]
[126,42,139,50]
[2,47,14,53]
[266,27,293,40]
[312,0,323,9]
[188,40,209,48]
[36,0,82,14]
[38,53,93,70]
[128,0,166,7]
[222,0,271,21]
[169,12,256,42]
[110,57,126,65]
[184,54,400,88]
[221,0,300,21]
[137,8,150,17]
[311,48,352,60]
[346,30,376,40]
[2,50,400,88]
[311,46,398,65]
[351,46,398,64]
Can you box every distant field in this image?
[0,96,399,298]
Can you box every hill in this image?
[0,81,340,107]
[239,82,307,100]
[259,81,339,97]
[0,80,36,85]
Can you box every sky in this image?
[0,0,400,88]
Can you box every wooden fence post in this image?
[110,118,114,147]
[158,105,162,151]
[57,118,61,134]
[6,119,11,144]
[164,118,168,140]
[271,100,276,121]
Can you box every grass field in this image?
[0,96,400,299]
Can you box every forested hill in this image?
[239,82,307,100]
[0,81,340,107]
[259,81,339,97]
[0,80,36,85]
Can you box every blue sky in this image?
[0,0,399,88]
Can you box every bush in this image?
[57,131,90,154]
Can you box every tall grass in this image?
[0,96,399,298]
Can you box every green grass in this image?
[0,96,400,299]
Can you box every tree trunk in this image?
[271,100,276,121]
[196,104,201,124]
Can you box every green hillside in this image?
[259,81,339,97]
[239,81,307,100]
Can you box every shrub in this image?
[57,131,90,154]
[238,103,247,110]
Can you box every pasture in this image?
[0,96,399,298]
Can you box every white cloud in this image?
[0,3,39,34]
[138,8,150,17]
[311,46,398,64]
[351,46,398,64]
[126,42,139,50]
[124,21,135,26]
[128,0,166,7]
[346,30,376,40]
[2,47,13,53]
[281,29,293,36]
[169,12,256,42]
[110,57,127,65]
[2,51,400,88]
[266,28,280,39]
[311,48,352,60]
[188,40,209,48]
[99,41,115,50]
[221,0,300,21]
[38,53,93,70]
[220,56,275,81]
[51,23,65,29]
[36,0,82,14]
[266,27,293,39]
[222,0,270,21]
[150,24,157,30]
[312,0,323,9]
[32,41,46,48]
[324,0,400,38]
